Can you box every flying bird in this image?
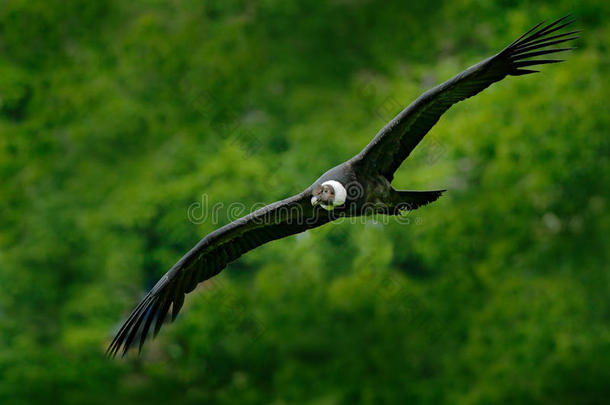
[108,16,578,357]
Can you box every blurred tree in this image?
[0,0,608,404]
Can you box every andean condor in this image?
[108,16,578,357]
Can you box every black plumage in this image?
[107,16,577,357]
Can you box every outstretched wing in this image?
[107,189,330,357]
[354,16,579,180]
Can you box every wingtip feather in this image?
[511,69,540,76]
[511,15,575,49]
[505,15,578,77]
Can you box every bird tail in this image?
[392,189,445,213]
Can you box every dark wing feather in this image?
[107,189,331,357]
[354,16,578,180]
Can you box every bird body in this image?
[311,160,416,214]
[108,16,578,357]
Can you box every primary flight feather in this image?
[108,16,578,357]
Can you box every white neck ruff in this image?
[320,180,347,210]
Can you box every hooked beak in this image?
[311,195,321,206]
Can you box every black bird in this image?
[108,16,578,357]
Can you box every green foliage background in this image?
[1,0,608,404]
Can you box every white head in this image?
[310,180,347,211]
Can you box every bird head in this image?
[311,180,347,211]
